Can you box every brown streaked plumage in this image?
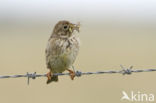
[45,20,80,84]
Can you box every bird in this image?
[45,20,80,84]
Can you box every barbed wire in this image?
[0,65,156,85]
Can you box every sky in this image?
[0,0,156,24]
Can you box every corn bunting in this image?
[45,20,80,84]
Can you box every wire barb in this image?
[27,72,36,85]
[75,71,82,77]
[120,65,133,75]
[0,65,156,85]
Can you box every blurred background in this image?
[0,0,156,103]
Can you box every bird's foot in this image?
[46,71,53,81]
[67,69,75,80]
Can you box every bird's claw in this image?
[46,71,52,80]
[67,69,75,80]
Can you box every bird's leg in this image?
[46,70,53,81]
[67,69,75,80]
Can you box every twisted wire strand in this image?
[0,65,156,84]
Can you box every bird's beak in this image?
[69,23,80,33]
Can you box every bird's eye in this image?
[63,25,68,29]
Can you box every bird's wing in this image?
[45,37,59,69]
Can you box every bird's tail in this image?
[46,75,58,84]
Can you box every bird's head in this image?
[53,20,80,38]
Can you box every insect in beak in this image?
[69,23,80,33]
[69,27,72,33]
